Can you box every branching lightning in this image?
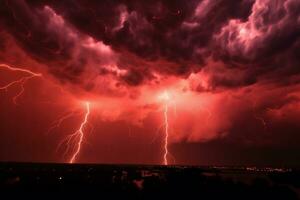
[68,102,90,163]
[159,91,171,165]
[51,102,93,163]
[0,63,42,104]
[163,99,169,165]
[0,63,93,163]
[0,63,181,165]
[46,110,81,135]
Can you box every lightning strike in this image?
[68,102,91,163]
[0,64,92,163]
[0,63,42,104]
[163,100,169,165]
[159,91,171,165]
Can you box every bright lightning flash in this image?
[0,63,93,163]
[159,91,171,165]
[0,63,42,104]
[68,102,91,163]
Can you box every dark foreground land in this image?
[0,162,299,199]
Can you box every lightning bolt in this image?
[52,103,93,163]
[68,102,90,163]
[0,63,42,104]
[0,63,93,163]
[163,100,169,165]
[158,91,172,165]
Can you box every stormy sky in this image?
[0,0,300,166]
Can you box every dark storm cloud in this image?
[0,1,72,61]
[0,0,116,84]
[42,0,255,78]
[0,0,255,85]
[216,1,300,57]
[1,0,300,88]
[213,0,300,88]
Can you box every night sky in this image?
[0,0,300,166]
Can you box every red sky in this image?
[0,0,300,166]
